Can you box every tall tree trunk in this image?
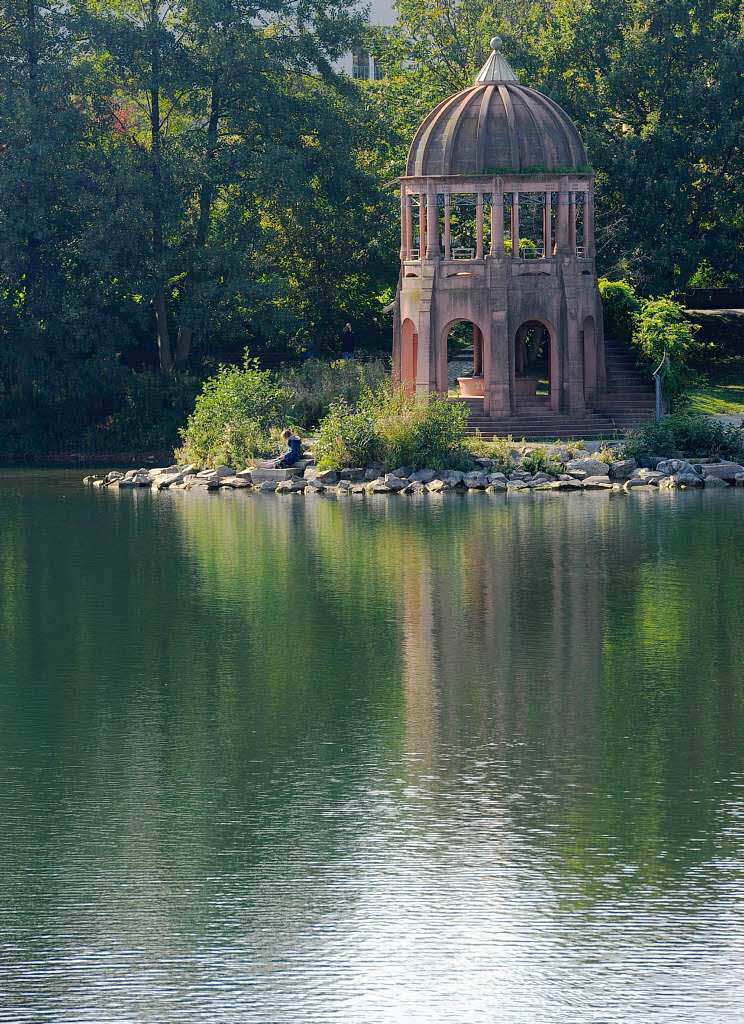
[174,83,220,368]
[18,0,40,398]
[149,0,172,372]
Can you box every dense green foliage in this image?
[598,279,641,345]
[632,299,701,404]
[177,355,390,467]
[314,386,471,471]
[622,413,744,462]
[2,0,742,454]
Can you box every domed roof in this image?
[406,39,588,177]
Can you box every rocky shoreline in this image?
[83,449,744,497]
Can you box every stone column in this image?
[556,192,570,253]
[491,189,504,254]
[473,325,483,375]
[476,192,484,259]
[399,189,407,260]
[565,313,585,412]
[418,193,426,259]
[569,192,577,254]
[584,189,593,257]
[426,186,438,260]
[544,190,552,257]
[511,191,520,255]
[488,310,510,414]
[404,191,413,258]
[444,194,451,259]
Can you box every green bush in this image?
[632,298,700,405]
[177,356,291,468]
[314,384,471,472]
[622,413,744,462]
[281,357,389,428]
[599,278,641,344]
[521,447,562,476]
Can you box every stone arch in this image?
[401,318,418,395]
[582,315,597,403]
[440,317,488,397]
[513,317,560,411]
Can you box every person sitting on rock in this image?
[276,429,303,468]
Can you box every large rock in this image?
[624,478,652,490]
[509,469,531,481]
[554,478,583,490]
[656,459,697,476]
[610,458,637,480]
[305,477,326,492]
[582,475,614,489]
[463,471,488,489]
[631,468,666,485]
[276,477,306,493]
[507,480,529,492]
[220,476,251,489]
[410,468,437,484]
[660,471,704,489]
[703,462,744,482]
[441,470,464,485]
[486,472,508,485]
[257,479,278,492]
[486,480,507,493]
[197,465,232,481]
[391,466,412,479]
[426,478,449,492]
[251,467,303,484]
[704,475,729,488]
[565,458,609,478]
[339,468,365,482]
[404,479,426,494]
[528,472,553,486]
[305,468,338,485]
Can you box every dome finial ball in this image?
[490,36,502,50]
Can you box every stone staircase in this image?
[457,337,656,441]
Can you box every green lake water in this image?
[1,470,744,1023]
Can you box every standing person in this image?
[276,429,303,468]
[341,322,355,360]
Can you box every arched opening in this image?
[401,318,418,396]
[446,320,484,397]
[515,321,552,405]
[582,315,596,401]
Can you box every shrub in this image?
[631,298,700,406]
[314,384,471,472]
[621,413,744,462]
[177,356,291,468]
[599,278,640,344]
[282,357,389,428]
[464,432,515,474]
[521,447,562,476]
[313,398,384,470]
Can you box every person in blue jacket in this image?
[276,429,303,468]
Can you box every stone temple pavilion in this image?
[391,38,654,438]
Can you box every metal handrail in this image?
[652,351,669,420]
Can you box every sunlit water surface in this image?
[1,471,744,1023]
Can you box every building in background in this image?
[337,0,395,79]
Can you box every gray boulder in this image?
[384,475,408,491]
[426,478,449,492]
[441,470,464,485]
[257,479,278,492]
[410,468,437,484]
[219,476,251,489]
[276,477,306,493]
[339,468,364,482]
[305,477,326,491]
[703,475,729,488]
[507,480,529,492]
[486,480,507,493]
[555,478,583,490]
[610,458,637,480]
[486,472,508,485]
[582,475,614,489]
[391,466,412,479]
[565,458,609,478]
[404,479,426,494]
[463,470,488,489]
[703,462,744,482]
[656,459,696,476]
